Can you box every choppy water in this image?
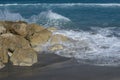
[0,3,120,66]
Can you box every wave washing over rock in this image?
[1,3,120,7]
[0,9,120,67]
[0,10,72,28]
[29,10,71,27]
[0,21,70,69]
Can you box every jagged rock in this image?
[29,29,52,50]
[10,48,37,66]
[50,34,69,45]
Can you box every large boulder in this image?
[1,33,31,50]
[10,48,37,66]
[0,33,31,63]
[26,24,46,40]
[29,29,52,51]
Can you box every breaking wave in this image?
[0,10,26,21]
[0,3,120,7]
[0,10,71,27]
[29,10,71,27]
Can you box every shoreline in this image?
[1,53,120,80]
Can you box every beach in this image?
[0,1,120,80]
[0,53,120,80]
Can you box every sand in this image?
[0,53,120,80]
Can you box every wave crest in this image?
[29,10,71,27]
[0,10,71,27]
[0,10,26,21]
[1,3,120,7]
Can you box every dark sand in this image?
[0,53,120,80]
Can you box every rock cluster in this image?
[0,21,69,69]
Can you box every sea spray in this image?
[52,27,120,66]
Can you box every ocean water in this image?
[0,3,120,66]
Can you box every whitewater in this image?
[1,3,120,7]
[0,3,120,66]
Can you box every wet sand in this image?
[0,53,120,80]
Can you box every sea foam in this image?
[0,10,71,27]
[0,3,120,7]
[52,27,120,66]
[29,10,71,27]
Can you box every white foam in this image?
[53,27,120,66]
[0,10,26,21]
[0,3,120,7]
[0,10,71,27]
[29,10,71,27]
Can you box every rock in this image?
[1,33,31,50]
[0,46,8,63]
[47,27,57,32]
[10,48,37,66]
[0,33,31,63]
[26,24,46,40]
[28,24,45,32]
[0,21,27,32]
[50,34,69,45]
[49,44,64,51]
[11,23,28,37]
[0,21,71,69]
[29,29,52,49]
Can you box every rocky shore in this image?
[0,21,69,69]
